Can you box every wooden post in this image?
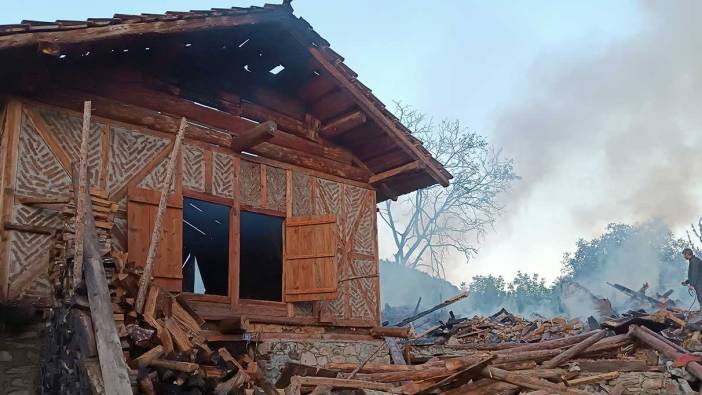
[629,324,702,381]
[135,118,187,313]
[73,100,91,290]
[71,164,133,395]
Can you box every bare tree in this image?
[378,103,517,278]
[687,219,702,255]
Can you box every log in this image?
[325,360,442,373]
[480,366,590,395]
[291,376,394,392]
[359,367,451,383]
[148,359,199,373]
[135,117,186,313]
[566,371,620,387]
[492,349,563,365]
[130,345,164,368]
[231,121,277,152]
[370,326,411,338]
[542,330,608,368]
[218,315,249,334]
[73,100,91,289]
[629,325,702,381]
[319,111,366,138]
[493,330,599,354]
[2,222,56,235]
[393,291,469,327]
[71,164,133,395]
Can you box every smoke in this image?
[493,1,702,231]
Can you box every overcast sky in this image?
[4,1,698,287]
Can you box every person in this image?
[682,248,702,307]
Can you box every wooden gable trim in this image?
[307,46,451,188]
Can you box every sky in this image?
[4,1,698,287]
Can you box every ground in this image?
[0,324,43,395]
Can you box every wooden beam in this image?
[231,121,277,152]
[542,330,608,368]
[3,222,56,235]
[0,12,289,51]
[23,107,73,173]
[22,93,370,183]
[0,100,21,301]
[135,118,186,313]
[319,111,366,139]
[308,47,450,187]
[71,164,133,395]
[368,160,422,185]
[73,100,91,290]
[377,184,398,202]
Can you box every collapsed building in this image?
[0,2,452,393]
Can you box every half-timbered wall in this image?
[0,98,380,326]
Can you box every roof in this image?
[0,2,451,201]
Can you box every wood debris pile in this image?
[277,302,702,394]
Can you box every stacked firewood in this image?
[64,187,117,255]
[109,265,277,395]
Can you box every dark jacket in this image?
[689,256,702,288]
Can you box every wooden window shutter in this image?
[127,185,183,291]
[284,214,338,302]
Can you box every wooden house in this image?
[0,2,450,335]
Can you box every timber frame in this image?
[0,2,451,333]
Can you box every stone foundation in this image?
[257,339,390,384]
[0,324,43,395]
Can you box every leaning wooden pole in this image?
[72,100,91,290]
[135,117,187,313]
[72,164,133,394]
[542,329,608,368]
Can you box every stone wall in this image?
[0,324,43,395]
[257,339,389,384]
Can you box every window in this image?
[239,211,284,301]
[182,197,230,296]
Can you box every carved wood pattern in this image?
[349,259,376,319]
[37,107,104,186]
[314,178,345,319]
[183,144,205,192]
[107,125,169,194]
[213,151,234,198]
[353,202,374,256]
[16,113,71,197]
[266,166,287,212]
[137,158,175,192]
[239,160,261,206]
[7,230,53,300]
[291,171,312,216]
[293,302,315,317]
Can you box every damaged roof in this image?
[0,2,451,200]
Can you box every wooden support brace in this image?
[71,164,133,395]
[135,117,186,313]
[542,330,608,368]
[369,160,422,185]
[230,120,277,152]
[73,100,91,290]
[319,111,366,138]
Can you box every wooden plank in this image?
[71,164,133,395]
[0,100,20,301]
[566,372,619,387]
[73,100,91,289]
[3,222,56,235]
[149,359,199,373]
[99,124,110,190]
[164,317,192,353]
[368,160,422,185]
[135,117,186,313]
[0,12,288,50]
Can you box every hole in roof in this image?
[241,151,258,158]
[313,70,320,76]
[238,38,250,48]
[84,51,91,56]
[122,49,129,53]
[244,65,251,73]
[145,47,150,51]
[269,65,285,75]
[185,43,192,47]
[59,54,67,59]
[258,53,263,57]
